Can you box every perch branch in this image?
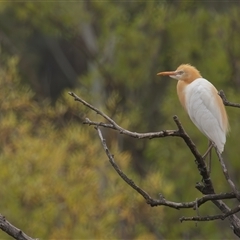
[69,92,240,232]
[96,126,236,209]
[96,124,240,233]
[68,92,231,198]
[172,116,214,194]
[219,90,240,108]
[69,91,214,195]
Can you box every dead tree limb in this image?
[96,126,235,209]
[69,91,240,237]
[0,214,36,240]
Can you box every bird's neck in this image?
[177,80,188,110]
[184,73,201,84]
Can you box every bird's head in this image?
[157,64,202,83]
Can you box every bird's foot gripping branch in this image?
[69,91,240,238]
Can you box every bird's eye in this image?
[178,70,184,75]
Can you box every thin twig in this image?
[85,118,180,139]
[219,90,240,108]
[69,92,120,128]
[215,148,240,201]
[180,205,240,222]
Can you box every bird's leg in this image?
[202,141,213,173]
[208,143,212,174]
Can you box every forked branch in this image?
[68,92,213,193]
[69,91,240,236]
[96,126,235,209]
[180,205,240,222]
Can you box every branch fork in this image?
[69,91,240,237]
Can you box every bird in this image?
[157,64,229,157]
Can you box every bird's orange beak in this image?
[157,71,177,76]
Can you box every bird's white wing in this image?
[184,78,226,153]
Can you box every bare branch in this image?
[219,90,240,108]
[215,149,240,200]
[96,126,151,201]
[193,193,236,208]
[68,90,211,194]
[96,126,236,209]
[84,117,179,139]
[172,116,215,194]
[180,205,240,222]
[68,92,231,199]
[69,92,181,139]
[0,214,36,240]
[84,119,116,130]
[69,92,240,236]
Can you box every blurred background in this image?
[0,1,240,239]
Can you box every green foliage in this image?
[0,2,240,239]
